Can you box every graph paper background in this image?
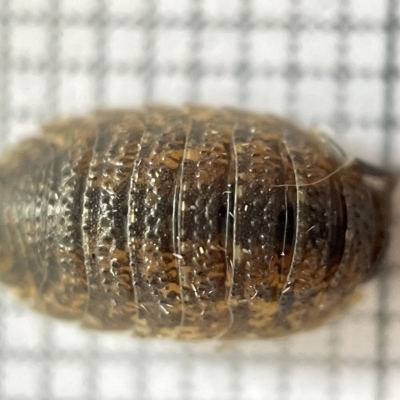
[0,1,400,399]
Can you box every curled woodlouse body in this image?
[0,105,396,339]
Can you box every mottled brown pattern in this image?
[0,105,396,340]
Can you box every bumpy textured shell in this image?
[0,105,396,339]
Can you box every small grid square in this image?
[348,0,386,23]
[108,28,145,64]
[299,0,340,22]
[200,29,241,69]
[106,73,145,107]
[108,0,146,18]
[199,75,239,106]
[336,317,377,361]
[60,0,97,16]
[11,71,47,110]
[3,312,44,351]
[191,362,233,400]
[156,0,192,19]
[3,360,41,399]
[295,77,337,122]
[240,362,280,400]
[146,360,184,400]
[60,26,97,66]
[247,76,288,114]
[98,360,138,400]
[10,0,48,14]
[52,360,89,399]
[348,32,386,71]
[11,24,48,60]
[153,74,189,104]
[250,30,289,70]
[154,28,191,66]
[60,72,94,114]
[201,0,241,21]
[346,78,384,120]
[298,32,338,69]
[251,0,291,21]
[337,366,377,400]
[290,364,331,400]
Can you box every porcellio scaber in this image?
[0,105,396,339]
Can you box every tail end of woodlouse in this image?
[354,159,398,278]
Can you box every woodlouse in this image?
[0,105,396,339]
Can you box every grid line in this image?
[0,1,10,397]
[381,0,399,165]
[40,4,61,399]
[376,0,399,400]
[93,0,108,106]
[327,323,340,400]
[46,0,61,117]
[141,0,156,101]
[186,0,204,101]
[9,58,393,81]
[375,1,399,398]
[3,345,400,368]
[329,3,351,396]
[285,0,301,118]
[0,0,11,145]
[5,12,397,32]
[333,0,351,138]
[278,2,302,399]
[177,3,205,399]
[235,0,252,106]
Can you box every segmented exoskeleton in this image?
[0,105,396,339]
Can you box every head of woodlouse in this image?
[0,106,397,340]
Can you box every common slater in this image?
[0,105,396,339]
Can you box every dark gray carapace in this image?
[0,105,396,339]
